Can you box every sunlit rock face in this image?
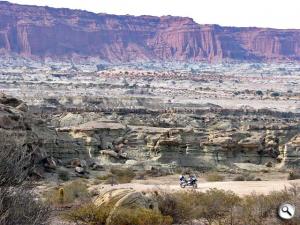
[0,93,298,170]
[0,1,300,62]
[50,110,299,170]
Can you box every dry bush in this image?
[111,207,173,225]
[45,179,89,205]
[233,173,256,181]
[0,188,50,225]
[0,135,33,187]
[156,191,184,223]
[236,191,292,225]
[157,189,240,224]
[64,185,300,225]
[109,167,136,184]
[63,203,110,225]
[205,172,225,182]
[0,133,50,225]
[145,167,173,177]
[196,188,241,225]
[64,204,172,225]
[288,169,300,180]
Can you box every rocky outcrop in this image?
[281,135,300,167]
[0,92,298,172]
[1,94,297,171]
[0,94,96,168]
[0,94,52,177]
[53,113,299,170]
[1,1,300,62]
[94,189,158,225]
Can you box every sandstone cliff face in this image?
[52,112,300,169]
[1,94,298,171]
[1,1,300,62]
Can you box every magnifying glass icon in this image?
[282,206,292,216]
[278,203,295,220]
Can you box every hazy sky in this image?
[6,0,300,29]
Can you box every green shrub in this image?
[57,168,70,181]
[205,172,225,182]
[45,180,89,205]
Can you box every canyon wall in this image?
[0,1,300,62]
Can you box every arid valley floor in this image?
[0,59,300,224]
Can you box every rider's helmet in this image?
[179,175,184,180]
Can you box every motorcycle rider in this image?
[179,174,197,188]
[188,174,196,182]
[179,175,186,182]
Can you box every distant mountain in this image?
[0,1,300,62]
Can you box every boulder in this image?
[75,166,85,174]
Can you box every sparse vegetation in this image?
[45,179,89,205]
[110,207,173,225]
[205,172,225,182]
[233,173,256,181]
[57,168,70,181]
[0,134,50,225]
[95,168,136,185]
[110,167,136,184]
[63,203,111,225]
[61,179,300,225]
[288,169,300,180]
[64,203,172,225]
[156,186,300,225]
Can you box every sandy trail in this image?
[100,180,300,196]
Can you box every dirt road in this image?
[99,179,300,196]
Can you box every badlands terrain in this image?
[0,1,300,224]
[0,58,299,224]
[0,58,299,176]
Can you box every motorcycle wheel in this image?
[180,183,186,188]
[193,183,197,189]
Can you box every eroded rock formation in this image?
[1,1,300,62]
[0,92,298,172]
[52,110,300,169]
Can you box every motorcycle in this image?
[179,175,198,189]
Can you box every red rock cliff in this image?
[0,1,300,62]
